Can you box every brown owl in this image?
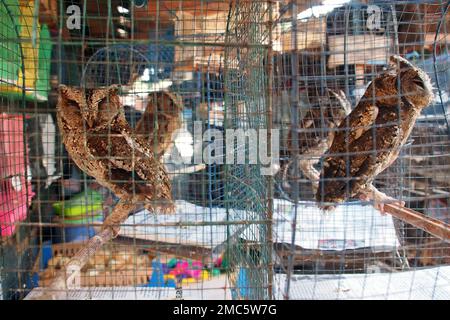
[316,55,434,212]
[57,85,175,235]
[283,89,351,194]
[135,91,184,160]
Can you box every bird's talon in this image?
[375,198,405,215]
[101,224,121,238]
[359,194,369,202]
[359,188,405,215]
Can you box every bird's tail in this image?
[316,186,340,211]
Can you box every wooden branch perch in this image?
[29,199,135,300]
[385,203,450,242]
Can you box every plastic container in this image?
[52,188,104,217]
[0,114,35,237]
[52,214,103,243]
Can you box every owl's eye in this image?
[68,101,80,108]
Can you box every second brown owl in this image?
[135,91,184,160]
[317,55,434,212]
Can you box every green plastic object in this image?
[167,258,178,269]
[0,0,52,101]
[58,211,103,225]
[0,0,21,87]
[54,213,103,225]
[53,189,104,217]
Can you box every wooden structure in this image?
[33,242,153,287]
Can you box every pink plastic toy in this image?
[0,115,34,237]
[186,261,202,279]
[169,260,203,279]
[214,256,223,267]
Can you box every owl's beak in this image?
[81,105,97,128]
[86,116,95,128]
[87,111,97,128]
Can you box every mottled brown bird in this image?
[135,91,184,160]
[317,55,434,212]
[282,89,351,195]
[57,85,175,235]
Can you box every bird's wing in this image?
[327,89,352,116]
[86,128,173,207]
[113,130,174,212]
[328,98,379,154]
[290,108,330,155]
[318,106,401,204]
[120,126,155,159]
[134,108,167,158]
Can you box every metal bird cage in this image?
[272,0,450,299]
[0,0,449,301]
[82,45,151,87]
[0,0,274,300]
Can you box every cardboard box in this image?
[33,243,153,287]
[328,34,393,68]
[279,17,326,52]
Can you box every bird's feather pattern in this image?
[317,55,434,210]
[135,91,183,159]
[282,89,351,195]
[57,85,174,215]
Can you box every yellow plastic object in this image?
[201,270,210,280]
[181,278,196,285]
[18,1,39,96]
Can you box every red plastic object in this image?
[0,114,34,237]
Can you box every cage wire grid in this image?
[272,0,450,300]
[0,0,448,300]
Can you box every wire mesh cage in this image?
[0,0,449,301]
[1,0,276,300]
[272,0,450,299]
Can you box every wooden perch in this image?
[29,228,113,300]
[385,203,450,242]
[29,199,135,300]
